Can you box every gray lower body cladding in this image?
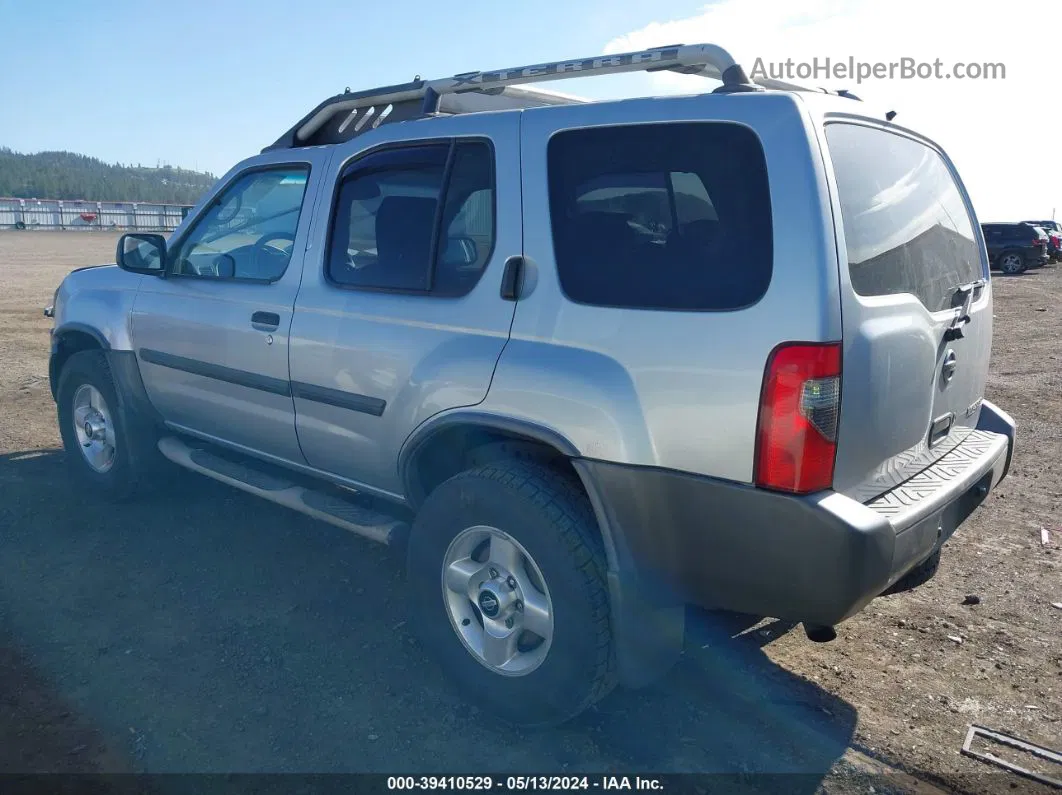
[50,345,161,428]
[580,401,1014,628]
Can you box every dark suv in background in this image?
[982,222,1049,273]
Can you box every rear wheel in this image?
[999,251,1025,274]
[406,460,615,726]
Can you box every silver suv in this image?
[47,44,1015,726]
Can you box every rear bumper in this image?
[582,400,1015,628]
[1030,248,1050,266]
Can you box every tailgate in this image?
[823,121,991,503]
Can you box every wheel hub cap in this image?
[72,384,116,473]
[441,525,554,676]
[477,586,505,618]
[84,414,106,441]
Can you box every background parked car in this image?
[981,222,1049,273]
[1046,231,1062,262]
[1030,226,1052,266]
[1026,220,1062,261]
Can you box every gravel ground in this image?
[0,231,1058,794]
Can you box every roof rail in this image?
[264,43,861,151]
[755,77,863,100]
[265,43,760,151]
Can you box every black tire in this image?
[998,250,1025,275]
[56,349,161,501]
[407,460,616,727]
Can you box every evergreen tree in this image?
[0,147,216,204]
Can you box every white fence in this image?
[0,197,192,231]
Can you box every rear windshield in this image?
[547,122,772,311]
[989,224,1035,238]
[825,123,982,313]
[983,224,1032,240]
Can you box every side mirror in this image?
[441,236,479,268]
[117,233,167,275]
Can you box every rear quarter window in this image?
[825,123,983,313]
[547,122,772,311]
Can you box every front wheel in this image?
[406,461,616,727]
[56,350,160,500]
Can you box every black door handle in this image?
[500,256,524,301]
[251,311,280,329]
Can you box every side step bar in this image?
[157,436,406,545]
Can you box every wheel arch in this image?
[399,412,619,559]
[49,324,109,399]
[401,414,574,494]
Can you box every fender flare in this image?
[51,322,111,351]
[398,410,581,507]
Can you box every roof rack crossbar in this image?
[266,43,861,151]
[267,43,759,150]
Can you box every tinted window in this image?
[547,123,772,311]
[825,124,982,312]
[171,167,309,281]
[435,142,495,296]
[328,141,494,295]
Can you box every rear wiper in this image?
[944,278,986,341]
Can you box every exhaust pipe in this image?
[804,624,837,643]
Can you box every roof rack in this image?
[264,43,860,151]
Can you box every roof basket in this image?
[264,43,860,151]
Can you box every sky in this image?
[0,0,1055,221]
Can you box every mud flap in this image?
[608,569,686,688]
[573,458,686,688]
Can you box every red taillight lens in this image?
[754,342,842,494]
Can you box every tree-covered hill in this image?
[0,147,216,204]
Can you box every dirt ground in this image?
[0,231,1058,794]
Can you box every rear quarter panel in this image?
[489,92,842,482]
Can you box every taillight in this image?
[754,342,842,494]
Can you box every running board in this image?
[157,436,406,545]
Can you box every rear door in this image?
[288,113,520,498]
[823,120,991,502]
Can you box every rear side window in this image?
[327,140,494,295]
[547,123,772,311]
[825,123,982,313]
